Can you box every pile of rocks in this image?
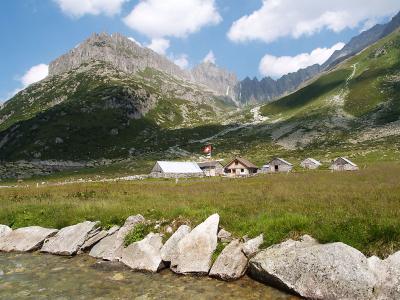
[1,215,400,299]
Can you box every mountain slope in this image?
[240,11,400,104]
[0,60,235,161]
[259,28,400,149]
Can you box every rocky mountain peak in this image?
[191,62,239,100]
[48,32,190,80]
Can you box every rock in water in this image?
[0,226,58,252]
[242,234,263,257]
[217,229,233,243]
[41,221,98,255]
[89,215,145,261]
[81,225,120,252]
[249,237,377,299]
[209,239,248,281]
[161,225,191,262]
[0,225,12,238]
[171,214,219,275]
[121,233,165,272]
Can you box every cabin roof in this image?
[224,157,258,169]
[154,161,203,174]
[303,158,322,165]
[270,158,293,166]
[335,157,358,167]
[197,161,222,168]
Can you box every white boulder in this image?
[89,215,145,261]
[209,239,248,281]
[121,233,165,272]
[41,221,99,255]
[0,226,58,252]
[242,234,263,257]
[0,225,12,238]
[161,225,191,262]
[171,214,219,275]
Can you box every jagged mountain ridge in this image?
[240,11,400,104]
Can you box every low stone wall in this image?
[0,215,399,299]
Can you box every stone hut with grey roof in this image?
[330,157,359,171]
[267,158,293,173]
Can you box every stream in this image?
[0,252,297,299]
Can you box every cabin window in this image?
[241,169,244,173]
[235,161,238,165]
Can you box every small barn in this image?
[268,158,293,173]
[330,157,359,171]
[301,158,322,169]
[151,161,204,178]
[224,157,258,177]
[197,161,224,177]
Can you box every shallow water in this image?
[0,252,297,300]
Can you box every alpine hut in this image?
[301,158,322,169]
[224,157,258,177]
[197,161,224,177]
[330,157,359,171]
[268,158,293,173]
[151,161,204,178]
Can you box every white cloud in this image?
[147,38,170,55]
[203,50,216,64]
[128,37,142,47]
[21,64,49,87]
[172,54,189,69]
[259,42,345,78]
[228,0,400,43]
[123,0,221,38]
[1,64,48,103]
[55,0,127,18]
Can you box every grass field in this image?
[1,162,400,258]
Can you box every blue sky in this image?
[1,0,400,103]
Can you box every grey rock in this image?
[171,214,219,275]
[81,225,120,251]
[0,225,12,238]
[217,228,233,243]
[0,226,58,252]
[374,251,400,299]
[121,233,165,272]
[89,215,145,261]
[41,221,98,255]
[242,234,263,257]
[160,225,191,262]
[249,237,377,299]
[209,239,248,281]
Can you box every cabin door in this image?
[275,165,279,172]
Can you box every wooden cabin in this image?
[301,158,322,169]
[268,158,293,173]
[151,161,204,178]
[330,157,359,171]
[224,157,258,177]
[197,161,224,177]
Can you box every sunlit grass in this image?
[1,162,400,257]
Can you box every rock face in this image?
[41,221,98,255]
[191,62,238,101]
[49,33,189,81]
[160,225,191,262]
[0,225,12,238]
[0,226,58,252]
[89,215,145,261]
[209,239,248,281]
[371,252,400,299]
[242,234,263,257]
[121,233,165,272]
[171,214,219,275]
[249,237,378,299]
